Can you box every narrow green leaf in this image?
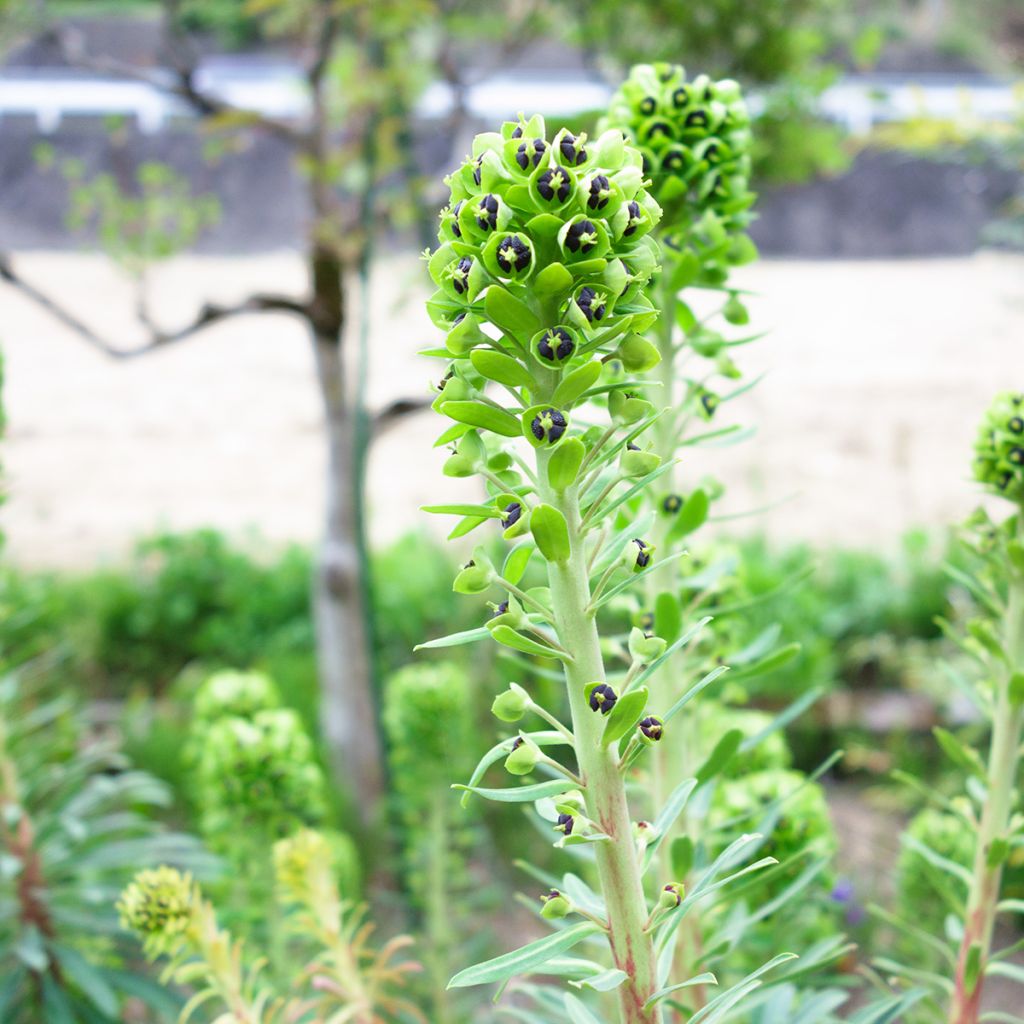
[671,836,694,880]
[728,642,802,682]
[441,400,522,437]
[645,972,718,1010]
[484,285,541,341]
[569,969,629,992]
[491,624,567,660]
[452,778,578,804]
[933,727,986,778]
[449,515,488,540]
[49,945,119,1017]
[565,993,604,1024]
[415,626,491,651]
[503,544,534,586]
[471,348,534,388]
[448,922,602,988]
[654,591,682,644]
[547,437,586,492]
[530,504,571,564]
[602,687,648,746]
[422,503,503,518]
[695,729,743,786]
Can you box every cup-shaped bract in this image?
[973,391,1024,504]
[601,63,756,276]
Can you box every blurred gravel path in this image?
[2,250,1022,568]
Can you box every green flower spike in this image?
[601,62,756,277]
[973,391,1024,504]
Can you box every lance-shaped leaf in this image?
[548,438,586,492]
[644,972,718,1011]
[421,503,504,519]
[602,687,648,747]
[441,399,522,437]
[531,504,571,564]
[471,348,534,388]
[414,625,491,651]
[503,543,535,586]
[564,993,604,1024]
[933,726,986,779]
[654,590,682,644]
[448,922,602,988]
[485,284,541,340]
[695,729,743,786]
[452,778,579,804]
[491,624,568,661]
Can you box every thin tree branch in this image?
[50,21,309,147]
[0,253,308,360]
[371,396,432,435]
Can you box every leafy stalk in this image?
[948,518,1024,1023]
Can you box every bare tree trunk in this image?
[308,245,384,824]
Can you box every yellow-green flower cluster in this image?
[973,391,1024,504]
[117,867,197,957]
[426,113,662,366]
[193,669,280,726]
[602,63,755,274]
[196,709,327,841]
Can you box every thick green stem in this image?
[948,568,1024,1024]
[537,452,662,1024]
[645,274,708,1015]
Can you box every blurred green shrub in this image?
[0,673,212,1022]
[383,660,484,1024]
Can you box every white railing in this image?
[0,62,1018,136]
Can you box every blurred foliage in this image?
[870,91,1024,250]
[383,661,487,1024]
[0,673,213,1023]
[34,149,221,277]
[0,525,962,714]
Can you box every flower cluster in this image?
[117,866,197,958]
[193,669,280,725]
[973,391,1024,503]
[196,709,327,842]
[427,113,662,375]
[601,63,755,276]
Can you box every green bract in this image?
[973,390,1024,503]
[601,62,756,280]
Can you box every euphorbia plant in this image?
[418,111,805,1022]
[945,393,1024,1023]
[876,392,1024,1023]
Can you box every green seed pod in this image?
[453,547,495,594]
[540,888,572,919]
[504,737,539,776]
[973,392,1024,503]
[658,882,684,910]
[491,682,530,723]
[628,626,667,662]
[620,444,662,478]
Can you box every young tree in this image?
[0,0,443,821]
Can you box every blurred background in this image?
[0,0,1022,1018]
